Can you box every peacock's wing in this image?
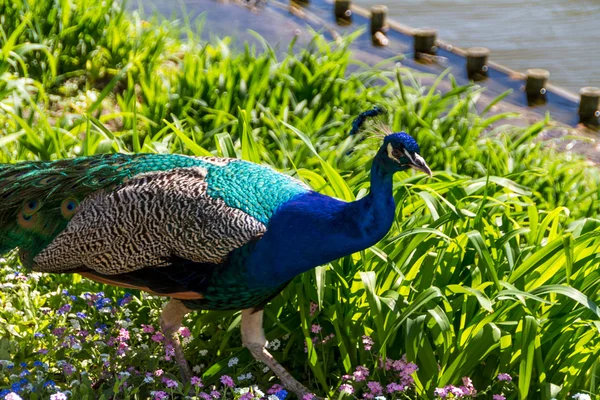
[32,166,267,275]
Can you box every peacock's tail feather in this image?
[0,153,214,267]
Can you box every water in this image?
[356,0,600,94]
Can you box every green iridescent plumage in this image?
[0,153,308,269]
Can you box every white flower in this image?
[268,396,279,400]
[282,333,291,340]
[268,339,281,351]
[262,366,270,373]
[144,376,155,383]
[572,394,591,400]
[199,350,208,356]
[228,357,239,367]
[193,365,202,373]
[375,397,387,400]
[252,386,264,398]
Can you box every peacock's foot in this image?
[159,299,193,383]
[241,308,324,400]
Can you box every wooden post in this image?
[334,0,351,23]
[466,47,490,80]
[525,69,549,104]
[413,28,437,59]
[370,5,387,35]
[579,87,600,125]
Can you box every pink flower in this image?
[434,387,449,398]
[339,384,354,394]
[118,328,130,341]
[459,376,477,396]
[497,373,512,382]
[152,332,165,342]
[200,393,212,400]
[191,376,203,387]
[493,395,506,400]
[363,394,374,399]
[311,324,322,334]
[362,335,374,351]
[154,369,164,377]
[211,390,221,398]
[220,375,235,388]
[353,366,369,382]
[50,394,67,400]
[268,384,284,394]
[179,327,191,337]
[367,381,383,395]
[302,394,316,400]
[6,393,23,400]
[342,374,353,381]
[309,302,318,317]
[239,393,254,400]
[142,324,155,333]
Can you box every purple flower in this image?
[362,335,374,351]
[268,384,284,394]
[220,375,234,388]
[339,384,354,394]
[493,395,506,400]
[387,382,405,393]
[240,393,254,400]
[191,376,203,387]
[117,293,133,307]
[142,324,155,333]
[200,393,212,400]
[151,332,165,343]
[76,312,87,319]
[353,365,369,382]
[152,391,168,400]
[162,377,179,389]
[179,327,191,337]
[367,381,383,395]
[302,394,316,400]
[311,324,322,334]
[210,390,221,398]
[34,332,45,338]
[497,373,512,382]
[309,302,318,317]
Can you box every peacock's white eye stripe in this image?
[403,148,416,164]
[387,143,402,163]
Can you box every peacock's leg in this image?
[160,299,193,382]
[241,308,314,399]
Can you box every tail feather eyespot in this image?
[23,199,42,216]
[18,211,39,229]
[61,198,79,219]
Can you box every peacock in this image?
[0,107,431,397]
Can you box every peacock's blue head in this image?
[379,132,432,176]
[350,106,432,177]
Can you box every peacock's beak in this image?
[409,153,432,177]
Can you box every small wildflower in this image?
[191,376,203,387]
[199,350,209,356]
[142,324,155,333]
[339,384,354,395]
[353,365,369,382]
[275,389,288,400]
[572,394,592,400]
[362,335,374,351]
[50,393,68,400]
[268,384,284,394]
[309,302,318,316]
[303,394,316,400]
[220,375,235,388]
[154,369,164,377]
[211,390,221,398]
[161,377,178,389]
[367,381,383,395]
[193,365,203,373]
[228,357,239,367]
[5,393,23,400]
[311,324,322,334]
[497,373,512,382]
[179,327,191,337]
[151,332,164,342]
[493,395,506,400]
[151,391,168,400]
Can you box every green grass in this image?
[1,0,600,399]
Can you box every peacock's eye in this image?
[391,148,403,159]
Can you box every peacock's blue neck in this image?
[244,156,396,288]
